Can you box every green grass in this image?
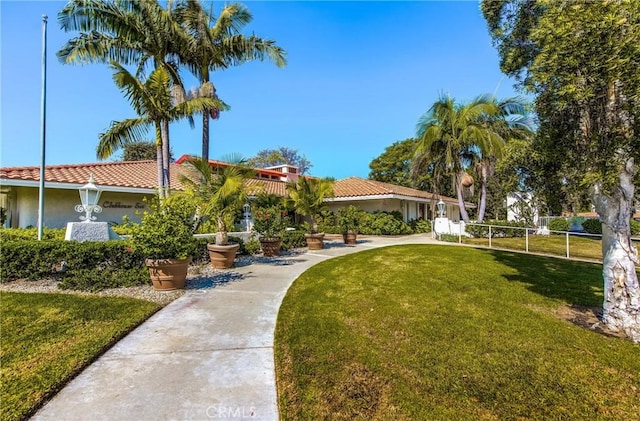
[0,292,159,421]
[275,245,640,420]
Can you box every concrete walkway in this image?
[32,235,437,421]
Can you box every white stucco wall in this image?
[7,187,152,229]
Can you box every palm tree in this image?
[286,177,334,234]
[173,0,287,159]
[414,94,534,223]
[58,0,191,192]
[97,63,225,198]
[472,96,534,222]
[179,157,256,245]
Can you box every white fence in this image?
[442,222,639,262]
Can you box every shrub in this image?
[253,206,288,239]
[630,219,640,236]
[409,219,432,233]
[359,211,412,235]
[131,196,198,260]
[281,230,307,250]
[465,220,526,238]
[581,219,602,235]
[316,210,341,234]
[438,234,459,243]
[337,206,362,234]
[0,240,148,291]
[0,227,65,241]
[548,218,570,233]
[244,237,262,255]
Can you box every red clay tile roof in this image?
[0,162,461,203]
[0,161,185,190]
[333,177,462,204]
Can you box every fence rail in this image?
[445,223,639,263]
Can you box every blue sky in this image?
[1,1,520,179]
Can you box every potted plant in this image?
[181,157,255,268]
[338,205,361,245]
[132,195,198,291]
[286,177,334,250]
[253,206,288,256]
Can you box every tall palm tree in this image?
[413,94,492,222]
[97,64,225,198]
[473,96,534,222]
[173,1,287,159]
[58,0,191,192]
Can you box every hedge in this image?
[359,211,412,235]
[0,240,147,291]
[581,219,602,235]
[548,218,571,233]
[0,228,66,241]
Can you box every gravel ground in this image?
[0,252,305,306]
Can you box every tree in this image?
[369,138,437,192]
[120,141,174,162]
[247,147,312,174]
[173,1,287,160]
[413,94,515,223]
[97,64,223,197]
[180,157,255,246]
[483,1,640,341]
[286,177,334,233]
[58,0,191,194]
[473,96,534,222]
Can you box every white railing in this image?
[448,222,639,262]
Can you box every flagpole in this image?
[37,15,47,241]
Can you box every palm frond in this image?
[97,117,151,159]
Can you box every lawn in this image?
[275,245,640,420]
[0,292,160,421]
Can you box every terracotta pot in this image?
[206,243,240,269]
[145,257,192,291]
[343,231,357,245]
[259,237,282,257]
[305,233,325,250]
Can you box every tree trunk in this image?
[456,173,470,223]
[161,119,171,197]
[477,164,489,223]
[215,216,228,246]
[155,129,165,199]
[591,158,639,342]
[202,111,210,160]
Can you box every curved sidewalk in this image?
[32,234,437,421]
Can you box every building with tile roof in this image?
[0,156,465,229]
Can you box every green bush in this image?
[409,219,432,233]
[466,220,526,238]
[244,237,262,255]
[337,205,362,234]
[281,230,307,250]
[438,234,459,243]
[581,219,602,235]
[548,218,570,233]
[359,211,412,235]
[630,219,640,235]
[0,240,148,291]
[0,227,65,241]
[316,210,341,234]
[131,196,198,260]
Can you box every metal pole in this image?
[525,227,529,253]
[566,231,569,258]
[489,225,492,248]
[37,15,48,241]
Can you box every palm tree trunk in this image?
[477,164,489,223]
[456,173,470,223]
[161,119,171,197]
[202,111,210,159]
[216,216,228,246]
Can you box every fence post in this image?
[459,228,462,244]
[489,225,492,248]
[525,227,529,253]
[566,231,569,258]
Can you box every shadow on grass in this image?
[481,248,604,307]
